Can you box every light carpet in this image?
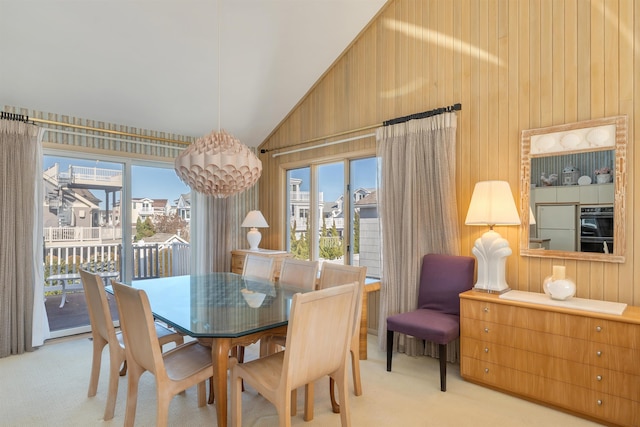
[0,334,603,426]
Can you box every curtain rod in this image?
[1,111,191,146]
[261,102,461,155]
[383,103,461,126]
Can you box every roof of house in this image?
[355,191,377,206]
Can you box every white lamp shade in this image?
[241,210,269,228]
[465,181,521,227]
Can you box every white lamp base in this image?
[471,229,512,294]
[246,227,262,251]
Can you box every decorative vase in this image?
[596,173,611,184]
[547,278,576,301]
[544,265,576,301]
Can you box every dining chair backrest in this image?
[318,263,367,332]
[111,281,165,375]
[284,281,359,391]
[80,269,119,348]
[318,263,367,291]
[278,258,319,290]
[242,254,276,281]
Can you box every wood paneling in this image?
[258,0,639,306]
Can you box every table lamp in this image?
[241,210,269,250]
[465,181,521,293]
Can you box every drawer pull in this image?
[596,351,602,357]
[597,400,603,406]
[596,375,602,381]
[484,347,489,353]
[484,368,489,374]
[595,326,602,332]
[483,307,489,313]
[484,327,489,333]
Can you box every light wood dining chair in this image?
[314,263,367,416]
[261,258,320,358]
[79,269,184,421]
[278,258,319,289]
[231,282,359,427]
[242,254,276,281]
[111,281,214,427]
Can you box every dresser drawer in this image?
[461,317,591,362]
[462,356,639,426]
[588,342,640,376]
[588,318,640,348]
[461,299,520,325]
[461,299,589,339]
[460,357,520,391]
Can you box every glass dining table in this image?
[108,272,310,427]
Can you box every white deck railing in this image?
[44,242,191,293]
[44,227,122,243]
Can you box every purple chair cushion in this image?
[387,309,460,344]
[417,254,475,316]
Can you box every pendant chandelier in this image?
[174,0,261,198]
[174,129,262,198]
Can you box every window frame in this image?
[281,149,378,268]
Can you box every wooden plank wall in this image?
[257,0,638,306]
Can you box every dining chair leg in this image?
[329,378,340,413]
[88,337,106,397]
[208,377,215,404]
[104,352,122,420]
[304,383,314,421]
[439,344,447,392]
[386,330,394,371]
[351,348,362,396]
[291,388,297,416]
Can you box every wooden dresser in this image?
[230,249,292,281]
[460,290,640,427]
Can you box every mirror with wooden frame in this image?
[520,116,627,263]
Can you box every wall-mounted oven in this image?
[580,205,614,253]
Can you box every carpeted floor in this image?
[0,334,603,426]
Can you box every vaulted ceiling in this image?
[1,0,387,146]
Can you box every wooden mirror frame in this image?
[520,116,627,263]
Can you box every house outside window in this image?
[285,157,380,278]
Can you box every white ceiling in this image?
[0,0,387,147]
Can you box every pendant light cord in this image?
[217,0,221,132]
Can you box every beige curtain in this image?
[0,119,47,357]
[190,193,234,274]
[376,112,460,360]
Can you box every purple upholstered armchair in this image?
[386,254,475,391]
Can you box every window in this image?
[285,157,380,278]
[286,167,311,260]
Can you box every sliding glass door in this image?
[43,154,124,337]
[43,153,190,338]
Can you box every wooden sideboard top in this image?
[460,289,640,324]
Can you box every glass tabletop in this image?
[111,272,309,338]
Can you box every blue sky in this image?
[290,157,378,202]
